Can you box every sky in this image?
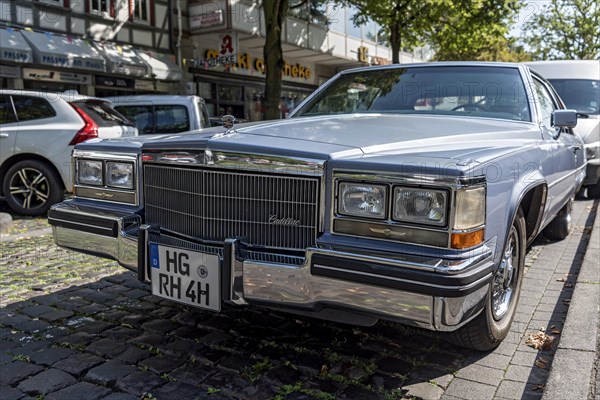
[511,0,550,36]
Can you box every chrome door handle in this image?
[569,145,582,153]
[0,133,9,138]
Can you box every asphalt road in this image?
[0,199,597,400]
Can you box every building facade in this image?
[0,0,423,119]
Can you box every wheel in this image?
[586,182,600,199]
[543,198,573,241]
[448,208,525,351]
[2,160,64,216]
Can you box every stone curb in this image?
[542,200,600,400]
[0,212,12,233]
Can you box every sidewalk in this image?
[542,200,600,400]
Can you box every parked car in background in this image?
[0,90,137,215]
[106,95,210,134]
[525,60,600,198]
[50,62,584,351]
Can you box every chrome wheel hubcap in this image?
[9,168,50,210]
[492,226,518,320]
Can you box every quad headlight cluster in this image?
[76,159,135,190]
[338,182,448,226]
[336,180,486,249]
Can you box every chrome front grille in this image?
[144,164,319,250]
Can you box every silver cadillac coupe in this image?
[50,62,585,350]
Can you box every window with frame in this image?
[532,78,558,132]
[90,0,111,15]
[133,0,149,22]
[0,95,17,125]
[12,96,56,121]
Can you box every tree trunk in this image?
[263,0,288,120]
[390,20,402,64]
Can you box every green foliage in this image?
[342,0,526,62]
[523,0,600,59]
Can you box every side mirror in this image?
[552,109,577,128]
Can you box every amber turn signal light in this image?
[451,229,484,249]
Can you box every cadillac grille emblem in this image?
[269,214,301,226]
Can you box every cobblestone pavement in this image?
[0,199,597,400]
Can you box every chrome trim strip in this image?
[547,163,587,189]
[47,217,115,233]
[142,150,325,177]
[312,263,491,291]
[73,150,138,162]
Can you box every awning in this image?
[135,49,183,81]
[0,28,32,63]
[21,30,106,72]
[93,42,149,78]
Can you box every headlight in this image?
[339,182,387,219]
[106,162,134,189]
[77,160,103,186]
[393,187,447,226]
[454,187,485,229]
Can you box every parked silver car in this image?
[0,90,137,215]
[525,60,600,197]
[106,95,210,134]
[49,63,584,350]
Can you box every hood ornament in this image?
[212,115,237,139]
[222,114,237,131]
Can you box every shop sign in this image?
[1,49,30,63]
[96,75,135,89]
[0,64,21,79]
[23,68,92,84]
[40,54,105,72]
[190,10,223,30]
[357,46,369,63]
[191,51,312,81]
[194,34,237,68]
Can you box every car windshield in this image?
[293,66,532,122]
[548,79,600,115]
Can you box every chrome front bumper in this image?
[50,202,495,332]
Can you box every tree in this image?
[347,1,431,64]
[523,0,600,60]
[263,0,289,120]
[346,0,524,63]
[428,0,527,61]
[263,0,324,120]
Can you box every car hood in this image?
[83,114,541,165]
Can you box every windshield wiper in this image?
[577,112,590,119]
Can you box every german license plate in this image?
[149,244,220,311]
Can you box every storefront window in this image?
[197,79,313,123]
[245,87,264,122]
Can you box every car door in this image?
[532,76,582,221]
[0,95,18,165]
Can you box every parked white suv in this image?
[0,90,137,215]
[106,95,210,134]
[525,60,600,198]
